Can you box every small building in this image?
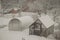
[9,16,34,31]
[29,15,55,37]
[29,19,42,36]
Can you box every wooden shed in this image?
[29,19,42,36]
[29,15,55,37]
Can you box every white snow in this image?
[39,15,54,28]
[0,26,56,40]
[0,17,56,40]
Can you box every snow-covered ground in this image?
[0,17,56,40]
[0,27,56,40]
[0,27,28,40]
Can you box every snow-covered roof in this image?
[38,15,55,28]
[20,12,38,21]
[9,16,35,28]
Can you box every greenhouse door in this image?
[9,19,21,31]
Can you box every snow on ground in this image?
[0,26,56,40]
[0,26,29,40]
[0,27,23,40]
[0,17,56,40]
[23,35,56,40]
[0,31,22,40]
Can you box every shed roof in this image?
[38,15,55,28]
